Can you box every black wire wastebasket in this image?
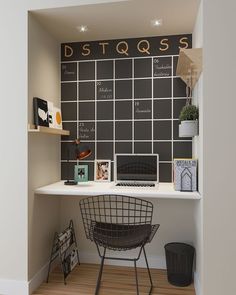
[165,242,195,287]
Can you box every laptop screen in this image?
[115,154,159,182]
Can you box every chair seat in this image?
[92,222,152,250]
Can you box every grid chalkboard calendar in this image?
[61,34,192,182]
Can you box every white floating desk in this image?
[35,181,201,200]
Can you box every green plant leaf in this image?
[179,105,199,121]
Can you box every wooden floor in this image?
[34,263,195,295]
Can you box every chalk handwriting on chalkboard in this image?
[153,58,171,77]
[97,82,113,99]
[62,64,76,76]
[135,108,151,114]
[79,122,95,140]
[134,101,151,119]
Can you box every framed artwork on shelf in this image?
[53,106,63,129]
[74,165,89,183]
[33,97,49,127]
[33,97,63,129]
[94,160,111,182]
[48,101,54,128]
[173,158,197,191]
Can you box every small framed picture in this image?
[52,106,63,129]
[94,160,111,182]
[173,159,197,191]
[74,165,89,183]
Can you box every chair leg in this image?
[95,248,106,295]
[143,247,153,295]
[134,260,139,295]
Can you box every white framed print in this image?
[53,106,63,129]
[94,160,111,182]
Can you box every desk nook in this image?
[28,2,203,295]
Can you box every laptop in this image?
[114,154,159,187]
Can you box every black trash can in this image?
[164,242,195,287]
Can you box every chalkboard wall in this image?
[61,34,192,182]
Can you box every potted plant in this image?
[179,104,199,137]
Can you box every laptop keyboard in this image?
[116,183,155,187]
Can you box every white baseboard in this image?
[79,251,166,269]
[0,278,28,295]
[28,262,49,295]
[194,271,202,295]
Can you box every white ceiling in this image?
[31,0,200,42]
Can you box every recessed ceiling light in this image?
[77,25,88,33]
[151,19,162,27]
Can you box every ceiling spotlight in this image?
[151,19,162,27]
[77,25,88,33]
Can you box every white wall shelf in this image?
[176,48,202,89]
[28,124,70,136]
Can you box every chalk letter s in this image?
[159,39,169,51]
[82,44,91,56]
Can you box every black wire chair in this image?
[80,195,160,295]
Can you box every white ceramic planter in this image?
[179,120,198,137]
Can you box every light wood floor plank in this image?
[33,264,195,295]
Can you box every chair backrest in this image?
[79,194,153,241]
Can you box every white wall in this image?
[192,1,203,294]
[28,13,61,282]
[0,1,28,288]
[202,0,236,294]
